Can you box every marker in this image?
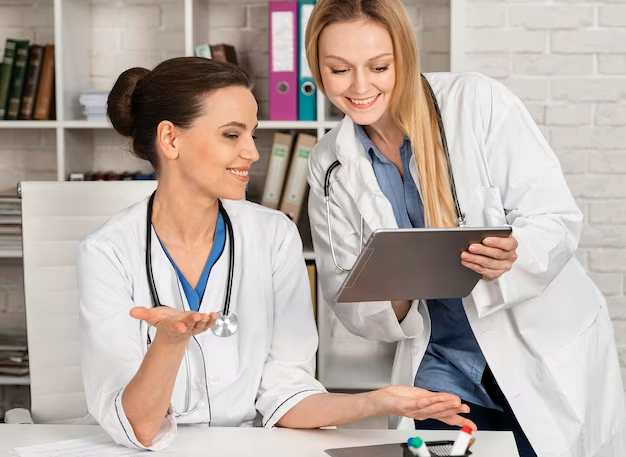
[450,425,473,456]
[407,436,431,457]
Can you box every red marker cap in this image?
[461,425,473,434]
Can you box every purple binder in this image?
[269,1,298,120]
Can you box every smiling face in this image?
[165,85,260,201]
[318,18,396,126]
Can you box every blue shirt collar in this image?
[354,123,411,164]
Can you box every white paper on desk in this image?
[8,434,175,457]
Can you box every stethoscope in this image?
[145,191,237,416]
[324,76,467,273]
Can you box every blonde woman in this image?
[305,1,625,457]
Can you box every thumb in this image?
[130,306,151,321]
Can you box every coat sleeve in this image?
[255,217,327,428]
[306,148,424,343]
[76,237,176,450]
[469,76,583,317]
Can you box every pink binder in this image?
[269,2,298,121]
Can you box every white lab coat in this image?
[77,197,326,451]
[308,72,626,457]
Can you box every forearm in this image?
[392,300,411,321]
[122,334,187,446]
[276,391,377,429]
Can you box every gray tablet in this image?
[335,226,512,303]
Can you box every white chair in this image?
[4,181,157,424]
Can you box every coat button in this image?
[411,345,420,356]
[208,375,219,385]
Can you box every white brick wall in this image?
[464,0,626,388]
[1,0,626,414]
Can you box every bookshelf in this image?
[0,0,464,393]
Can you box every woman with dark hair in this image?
[77,56,474,451]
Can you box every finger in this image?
[436,414,477,431]
[482,235,518,250]
[192,314,213,332]
[461,252,512,271]
[409,399,467,419]
[467,244,516,261]
[130,306,162,325]
[461,260,503,280]
[183,312,203,329]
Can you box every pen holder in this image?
[402,441,472,457]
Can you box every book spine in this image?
[0,39,18,119]
[5,41,30,120]
[18,45,44,120]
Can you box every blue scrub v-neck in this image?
[157,210,226,312]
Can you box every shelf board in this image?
[0,121,58,129]
[62,120,110,129]
[0,120,340,130]
[0,375,30,385]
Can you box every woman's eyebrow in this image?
[324,53,393,63]
[219,121,258,130]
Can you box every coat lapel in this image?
[333,117,398,233]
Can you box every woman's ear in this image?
[156,120,180,161]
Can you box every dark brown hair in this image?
[107,57,252,172]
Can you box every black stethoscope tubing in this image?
[145,191,235,341]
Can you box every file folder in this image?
[298,1,316,121]
[269,2,298,120]
[279,133,317,222]
[262,132,295,209]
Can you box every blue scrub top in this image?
[355,123,501,411]
[157,210,227,312]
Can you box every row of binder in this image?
[261,131,316,223]
[269,1,317,121]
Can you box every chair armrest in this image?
[4,408,34,424]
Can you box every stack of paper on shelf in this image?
[78,90,109,122]
[0,334,28,377]
[0,195,21,254]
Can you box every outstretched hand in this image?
[130,306,218,344]
[370,385,477,430]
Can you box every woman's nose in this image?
[352,70,369,95]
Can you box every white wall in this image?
[463,0,626,385]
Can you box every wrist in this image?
[360,389,385,417]
[152,330,190,350]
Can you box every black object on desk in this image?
[325,440,471,457]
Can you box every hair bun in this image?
[107,67,150,137]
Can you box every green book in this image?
[5,40,30,120]
[0,39,19,120]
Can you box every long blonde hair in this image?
[305,0,456,228]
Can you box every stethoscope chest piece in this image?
[212,311,238,337]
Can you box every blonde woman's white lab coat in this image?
[77,198,325,451]
[308,72,626,457]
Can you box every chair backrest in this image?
[20,181,157,423]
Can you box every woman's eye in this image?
[224,133,239,140]
[252,134,258,140]
[374,66,389,73]
[331,69,348,75]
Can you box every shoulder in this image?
[78,198,146,259]
[424,72,522,135]
[222,199,298,241]
[309,117,355,182]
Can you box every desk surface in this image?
[0,424,520,456]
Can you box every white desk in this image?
[0,424,520,456]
